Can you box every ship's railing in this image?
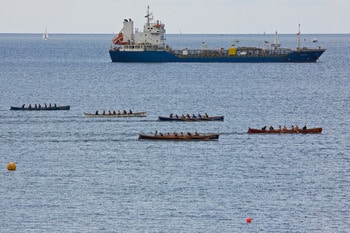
[171,49,225,57]
[111,44,166,51]
[168,47,293,58]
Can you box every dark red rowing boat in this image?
[247,127,322,134]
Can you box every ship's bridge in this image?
[134,12,166,48]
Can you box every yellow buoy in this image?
[7,162,16,171]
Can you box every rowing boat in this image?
[138,133,219,140]
[84,111,147,117]
[158,115,224,121]
[247,127,322,134]
[10,105,70,111]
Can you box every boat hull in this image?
[158,116,224,121]
[84,112,147,117]
[247,127,322,134]
[138,133,219,140]
[110,49,326,63]
[10,106,70,111]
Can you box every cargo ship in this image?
[109,6,325,63]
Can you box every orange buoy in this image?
[246,217,252,223]
[7,162,16,171]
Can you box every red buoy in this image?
[246,217,252,223]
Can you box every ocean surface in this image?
[1,33,350,232]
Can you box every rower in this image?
[95,110,98,115]
[204,113,208,118]
[169,113,173,118]
[129,109,132,114]
[303,125,307,130]
[262,126,267,130]
[22,104,25,108]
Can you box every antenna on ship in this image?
[297,23,301,50]
[145,5,153,26]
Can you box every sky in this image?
[0,0,349,34]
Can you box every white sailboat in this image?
[42,28,50,40]
[271,30,281,48]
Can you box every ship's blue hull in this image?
[109,49,325,63]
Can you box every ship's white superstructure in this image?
[111,6,166,50]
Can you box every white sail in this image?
[42,28,49,40]
[271,30,281,48]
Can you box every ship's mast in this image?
[297,23,301,49]
[145,5,153,26]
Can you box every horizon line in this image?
[1,32,349,35]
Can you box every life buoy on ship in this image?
[154,23,164,28]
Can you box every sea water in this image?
[1,33,350,232]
